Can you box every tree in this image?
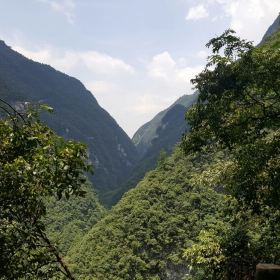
[181,30,280,279]
[182,29,280,210]
[0,101,91,279]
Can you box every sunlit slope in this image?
[68,147,229,280]
[260,13,280,44]
[133,93,198,158]
[105,93,198,207]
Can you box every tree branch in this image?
[37,228,76,280]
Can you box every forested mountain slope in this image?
[68,21,280,280]
[0,41,139,199]
[45,185,106,255]
[105,93,198,206]
[133,93,198,158]
[68,147,232,280]
[260,13,280,44]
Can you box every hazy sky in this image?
[0,0,279,136]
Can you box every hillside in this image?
[105,93,198,206]
[67,24,280,280]
[0,40,139,200]
[45,185,106,255]
[68,147,231,280]
[260,13,280,44]
[133,93,198,158]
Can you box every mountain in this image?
[46,185,106,255]
[105,93,198,206]
[68,19,280,280]
[68,147,230,280]
[0,40,139,201]
[133,93,198,158]
[260,13,280,44]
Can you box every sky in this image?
[0,0,279,137]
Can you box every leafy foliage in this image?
[0,40,139,205]
[181,29,280,278]
[182,29,280,209]
[67,147,234,280]
[1,23,280,280]
[0,104,91,279]
[45,185,106,255]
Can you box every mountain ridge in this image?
[132,93,198,158]
[0,40,139,200]
[105,92,198,206]
[260,13,280,44]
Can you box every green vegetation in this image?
[46,185,106,255]
[132,93,198,158]
[183,29,280,209]
[0,104,92,279]
[1,18,280,280]
[181,29,280,278]
[0,40,139,205]
[68,148,235,280]
[67,29,279,280]
[260,14,280,44]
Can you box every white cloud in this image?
[13,46,135,76]
[87,81,119,95]
[14,46,52,63]
[37,0,76,24]
[79,51,135,75]
[147,51,203,89]
[12,44,202,137]
[223,0,280,43]
[197,50,209,59]
[148,52,176,80]
[186,4,209,21]
[202,0,280,43]
[133,95,164,114]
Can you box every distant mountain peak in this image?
[132,92,198,158]
[107,92,198,206]
[0,40,9,49]
[260,13,280,44]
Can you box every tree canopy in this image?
[1,29,280,280]
[181,30,280,279]
[0,103,91,279]
[182,29,280,210]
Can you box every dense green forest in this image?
[46,186,106,255]
[108,93,198,207]
[65,29,280,279]
[67,147,237,279]
[0,103,93,279]
[0,17,280,280]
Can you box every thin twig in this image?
[0,98,26,123]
